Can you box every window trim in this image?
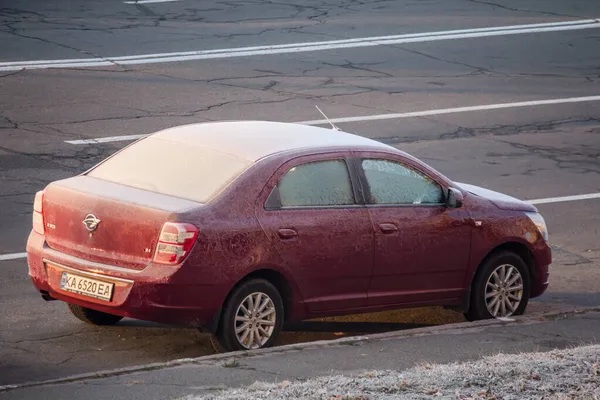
[264,157,362,211]
[355,157,447,207]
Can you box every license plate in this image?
[60,272,114,302]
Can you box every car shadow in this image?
[114,297,595,334]
[113,306,465,332]
[111,319,434,334]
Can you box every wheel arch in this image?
[456,241,536,314]
[476,241,537,282]
[203,267,298,334]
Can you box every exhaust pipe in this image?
[40,290,56,301]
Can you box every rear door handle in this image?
[278,228,298,240]
[379,223,398,234]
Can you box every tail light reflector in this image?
[32,191,45,235]
[153,222,198,265]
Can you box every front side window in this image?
[362,159,443,205]
[268,160,355,207]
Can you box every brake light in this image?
[153,222,198,265]
[32,191,45,235]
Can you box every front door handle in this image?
[379,223,398,234]
[278,228,298,240]
[449,219,465,227]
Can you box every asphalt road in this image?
[2,309,600,400]
[1,0,600,387]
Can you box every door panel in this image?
[367,206,472,306]
[259,207,374,311]
[356,157,472,306]
[256,155,374,312]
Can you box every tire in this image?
[464,251,530,322]
[67,303,124,326]
[216,279,284,352]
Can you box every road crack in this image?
[464,0,585,18]
[2,29,108,61]
[393,45,503,76]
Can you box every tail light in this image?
[153,222,198,265]
[32,191,45,235]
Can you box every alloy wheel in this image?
[234,292,277,349]
[485,264,524,317]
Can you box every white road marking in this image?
[124,0,179,4]
[297,95,600,125]
[1,18,599,72]
[0,252,27,261]
[1,192,599,262]
[527,193,600,205]
[67,134,148,145]
[65,95,600,144]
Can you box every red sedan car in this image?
[26,121,551,351]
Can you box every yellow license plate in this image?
[60,272,114,302]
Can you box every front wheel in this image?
[216,279,284,352]
[67,303,124,326]
[464,251,530,321]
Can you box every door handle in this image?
[450,219,480,227]
[278,228,298,240]
[379,223,398,234]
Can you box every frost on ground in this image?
[186,344,600,400]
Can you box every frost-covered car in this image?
[26,121,551,351]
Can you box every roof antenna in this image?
[315,105,341,131]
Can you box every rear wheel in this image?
[67,303,124,326]
[464,251,530,321]
[216,279,284,352]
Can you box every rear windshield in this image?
[87,137,253,203]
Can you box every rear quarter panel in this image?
[176,156,308,320]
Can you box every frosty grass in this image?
[186,344,599,400]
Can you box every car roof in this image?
[148,120,396,162]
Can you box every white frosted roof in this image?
[88,121,397,203]
[149,121,393,161]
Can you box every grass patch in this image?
[192,344,600,399]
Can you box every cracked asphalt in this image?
[1,0,599,388]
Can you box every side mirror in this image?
[446,187,464,208]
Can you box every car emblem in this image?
[83,214,101,232]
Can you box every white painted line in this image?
[0,58,114,67]
[66,134,147,145]
[108,23,600,67]
[0,193,599,262]
[0,252,27,261]
[65,95,600,145]
[1,18,599,72]
[100,18,600,61]
[527,193,600,205]
[297,95,600,126]
[124,0,179,3]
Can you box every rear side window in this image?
[362,159,443,205]
[268,160,355,207]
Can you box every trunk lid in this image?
[42,176,201,270]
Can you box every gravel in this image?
[184,344,600,400]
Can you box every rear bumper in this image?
[26,232,226,328]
